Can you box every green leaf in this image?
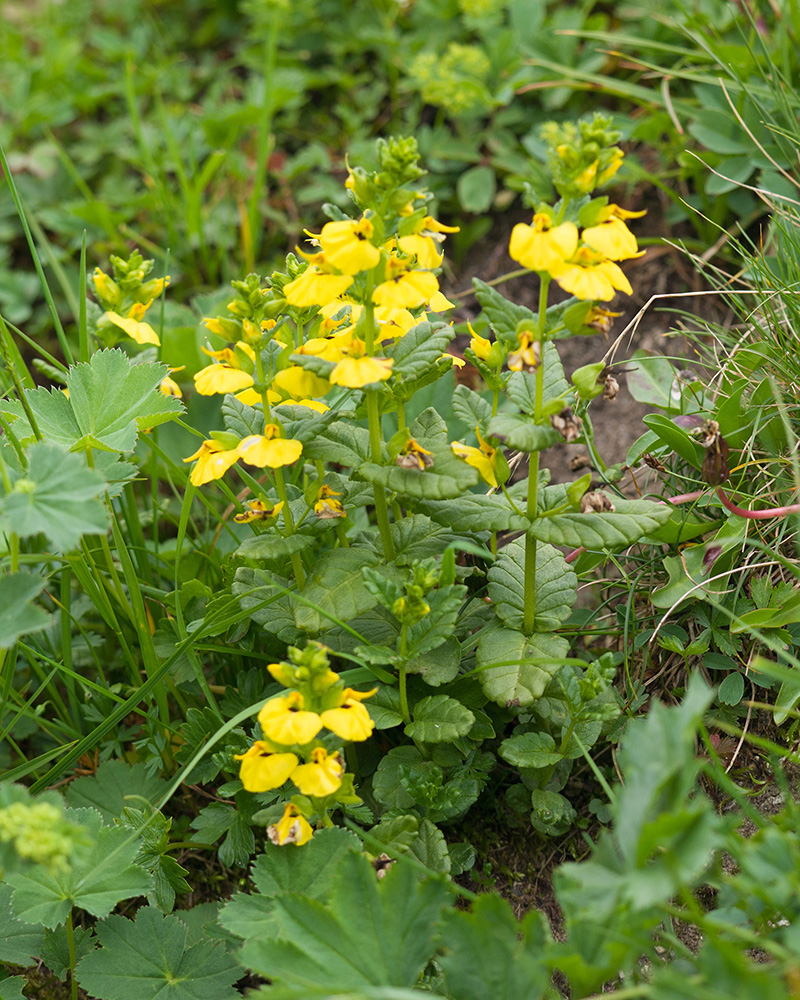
[40,923,96,979]
[237,852,450,992]
[527,498,672,549]
[0,572,50,648]
[236,532,314,564]
[642,414,704,469]
[626,350,677,409]
[505,344,569,413]
[717,671,744,706]
[416,493,530,533]
[0,884,46,965]
[388,322,452,382]
[220,828,362,941]
[294,548,382,633]
[220,394,264,439]
[405,696,475,743]
[7,809,152,928]
[439,893,548,1000]
[530,789,576,836]
[75,906,240,1000]
[473,278,534,340]
[457,165,496,213]
[303,421,371,467]
[373,747,425,810]
[4,350,183,453]
[390,515,462,566]
[189,802,254,867]
[232,568,302,644]
[477,628,570,707]
[0,442,107,551]
[488,540,576,632]
[486,413,559,453]
[406,636,461,687]
[451,384,492,433]
[407,586,466,657]
[64,760,166,822]
[0,975,26,1000]
[499,732,562,769]
[364,684,404,729]
[688,108,750,154]
[410,819,451,875]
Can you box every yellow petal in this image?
[284,268,354,308]
[258,693,323,745]
[272,365,330,399]
[372,270,439,309]
[269,803,314,846]
[104,311,160,346]
[320,700,374,741]
[234,743,299,792]
[239,435,304,469]
[194,365,254,396]
[330,356,393,388]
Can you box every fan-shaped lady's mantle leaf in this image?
[3,349,183,453]
[75,906,240,1000]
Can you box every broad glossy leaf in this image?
[477,628,570,706]
[405,695,475,743]
[488,540,576,632]
[527,498,672,549]
[75,906,240,1000]
[0,442,107,551]
[0,571,50,648]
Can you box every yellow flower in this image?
[239,424,303,469]
[443,353,465,368]
[314,485,346,519]
[234,499,284,524]
[469,327,492,361]
[284,266,354,308]
[330,354,393,389]
[272,365,330,399]
[451,427,498,487]
[159,368,184,398]
[396,438,434,471]
[374,305,416,339]
[316,217,381,275]
[268,803,314,846]
[320,688,377,742]
[507,332,540,372]
[104,310,160,346]
[290,747,344,797]
[293,398,330,413]
[427,289,456,312]
[234,742,299,792]
[258,691,323,745]
[194,343,256,395]
[372,259,439,309]
[550,247,632,302]
[183,439,242,486]
[396,234,443,270]
[509,214,578,275]
[596,148,624,187]
[581,216,643,262]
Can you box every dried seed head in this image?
[603,374,620,400]
[580,490,616,513]
[372,853,396,880]
[551,408,583,443]
[643,453,667,472]
[570,454,592,471]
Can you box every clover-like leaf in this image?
[3,350,183,453]
[0,442,107,551]
[75,906,240,1000]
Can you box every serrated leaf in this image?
[303,420,372,467]
[232,568,302,644]
[388,322,452,382]
[405,696,475,743]
[0,883,46,965]
[220,828,361,941]
[40,923,95,978]
[410,819,451,875]
[373,747,425,810]
[221,395,265,438]
[451,384,492,432]
[406,636,461,687]
[488,540,576,632]
[75,906,240,1000]
[64,761,167,822]
[7,809,152,928]
[477,628,570,706]
[416,493,530,533]
[189,803,254,867]
[0,975,26,1000]
[500,732,562,769]
[294,548,381,633]
[365,684,404,729]
[473,278,534,340]
[528,498,672,549]
[0,571,50,648]
[0,443,107,551]
[505,343,569,413]
[390,515,461,565]
[406,586,466,657]
[486,414,559,453]
[237,532,314,563]
[4,350,183,453]
[238,852,451,991]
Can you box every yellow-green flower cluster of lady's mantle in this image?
[235,643,375,846]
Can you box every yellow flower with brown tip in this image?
[396,438,434,471]
[258,691,323,745]
[509,214,578,275]
[234,499,284,524]
[507,332,540,372]
[314,485,346,519]
[290,747,344,797]
[320,688,377,742]
[315,217,381,275]
[451,427,498,487]
[239,424,303,470]
[268,803,313,846]
[159,366,185,398]
[183,439,242,486]
[234,742,299,792]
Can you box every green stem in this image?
[66,909,78,1000]
[491,388,499,417]
[274,468,305,589]
[397,399,406,432]
[523,275,550,637]
[398,626,411,724]
[363,286,396,561]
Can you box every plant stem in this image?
[523,275,550,636]
[398,624,411,724]
[363,285,396,560]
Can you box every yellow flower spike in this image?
[317,217,381,275]
[272,365,331,399]
[283,266,354,308]
[183,439,242,486]
[320,687,377,742]
[508,214,578,275]
[267,661,294,685]
[372,259,440,309]
[259,690,324,746]
[507,333,541,372]
[234,742,299,792]
[581,216,644,262]
[239,424,304,470]
[268,803,314,847]
[234,499,285,524]
[451,427,498,487]
[314,484,346,519]
[290,747,345,797]
[104,310,160,346]
[573,160,598,193]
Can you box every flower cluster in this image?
[92,251,169,347]
[234,643,375,846]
